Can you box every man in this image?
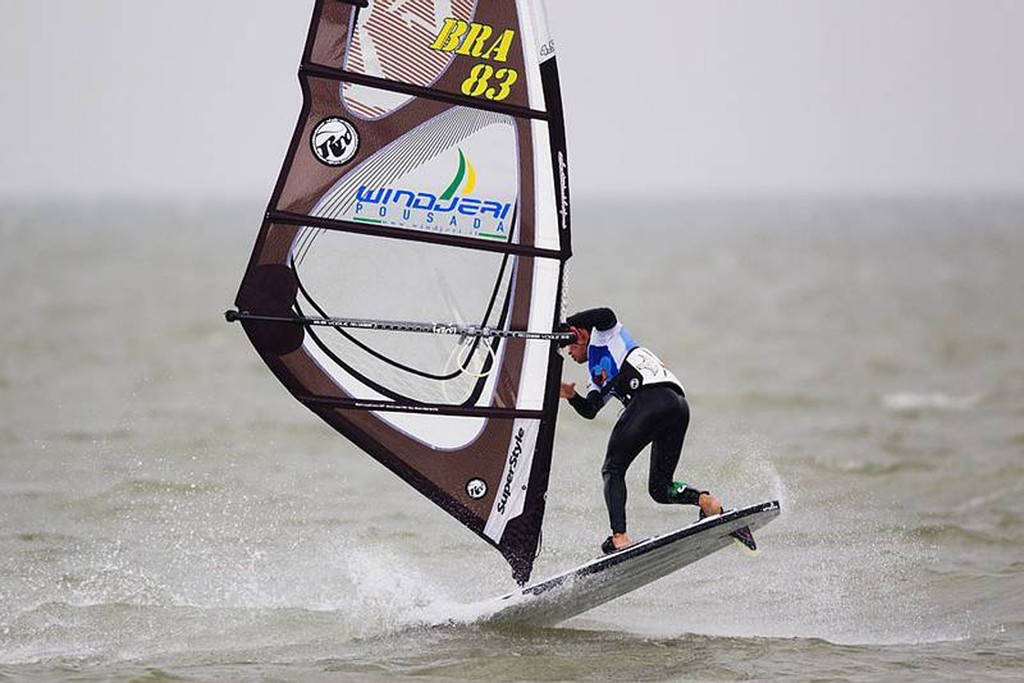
[559,307,748,554]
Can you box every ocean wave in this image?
[733,391,825,409]
[914,522,1015,546]
[882,392,982,413]
[86,478,222,501]
[804,454,931,475]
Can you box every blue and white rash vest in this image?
[586,320,637,394]
[566,308,683,417]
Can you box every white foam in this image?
[882,391,982,413]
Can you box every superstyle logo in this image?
[483,420,539,543]
[496,426,526,515]
[351,147,513,241]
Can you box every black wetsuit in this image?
[566,308,701,534]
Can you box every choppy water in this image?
[2,198,1022,681]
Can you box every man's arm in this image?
[561,382,607,419]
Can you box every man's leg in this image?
[602,405,650,547]
[647,392,689,503]
[647,394,724,516]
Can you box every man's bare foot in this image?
[601,532,633,554]
[698,493,723,518]
[612,532,631,549]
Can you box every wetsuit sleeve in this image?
[568,389,606,419]
[565,308,617,332]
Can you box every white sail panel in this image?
[313,108,519,244]
[518,258,561,410]
[530,119,560,251]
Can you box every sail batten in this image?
[301,64,550,121]
[298,395,546,419]
[231,0,571,585]
[269,210,563,259]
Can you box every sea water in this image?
[1,197,1022,680]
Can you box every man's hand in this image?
[559,382,577,399]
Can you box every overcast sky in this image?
[2,0,1022,201]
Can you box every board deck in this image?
[478,500,781,627]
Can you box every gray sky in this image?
[2,0,1023,201]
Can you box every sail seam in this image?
[298,395,545,418]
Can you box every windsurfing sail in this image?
[227,0,572,586]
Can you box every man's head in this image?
[566,326,590,364]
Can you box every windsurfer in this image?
[558,307,723,554]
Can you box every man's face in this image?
[567,328,589,364]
